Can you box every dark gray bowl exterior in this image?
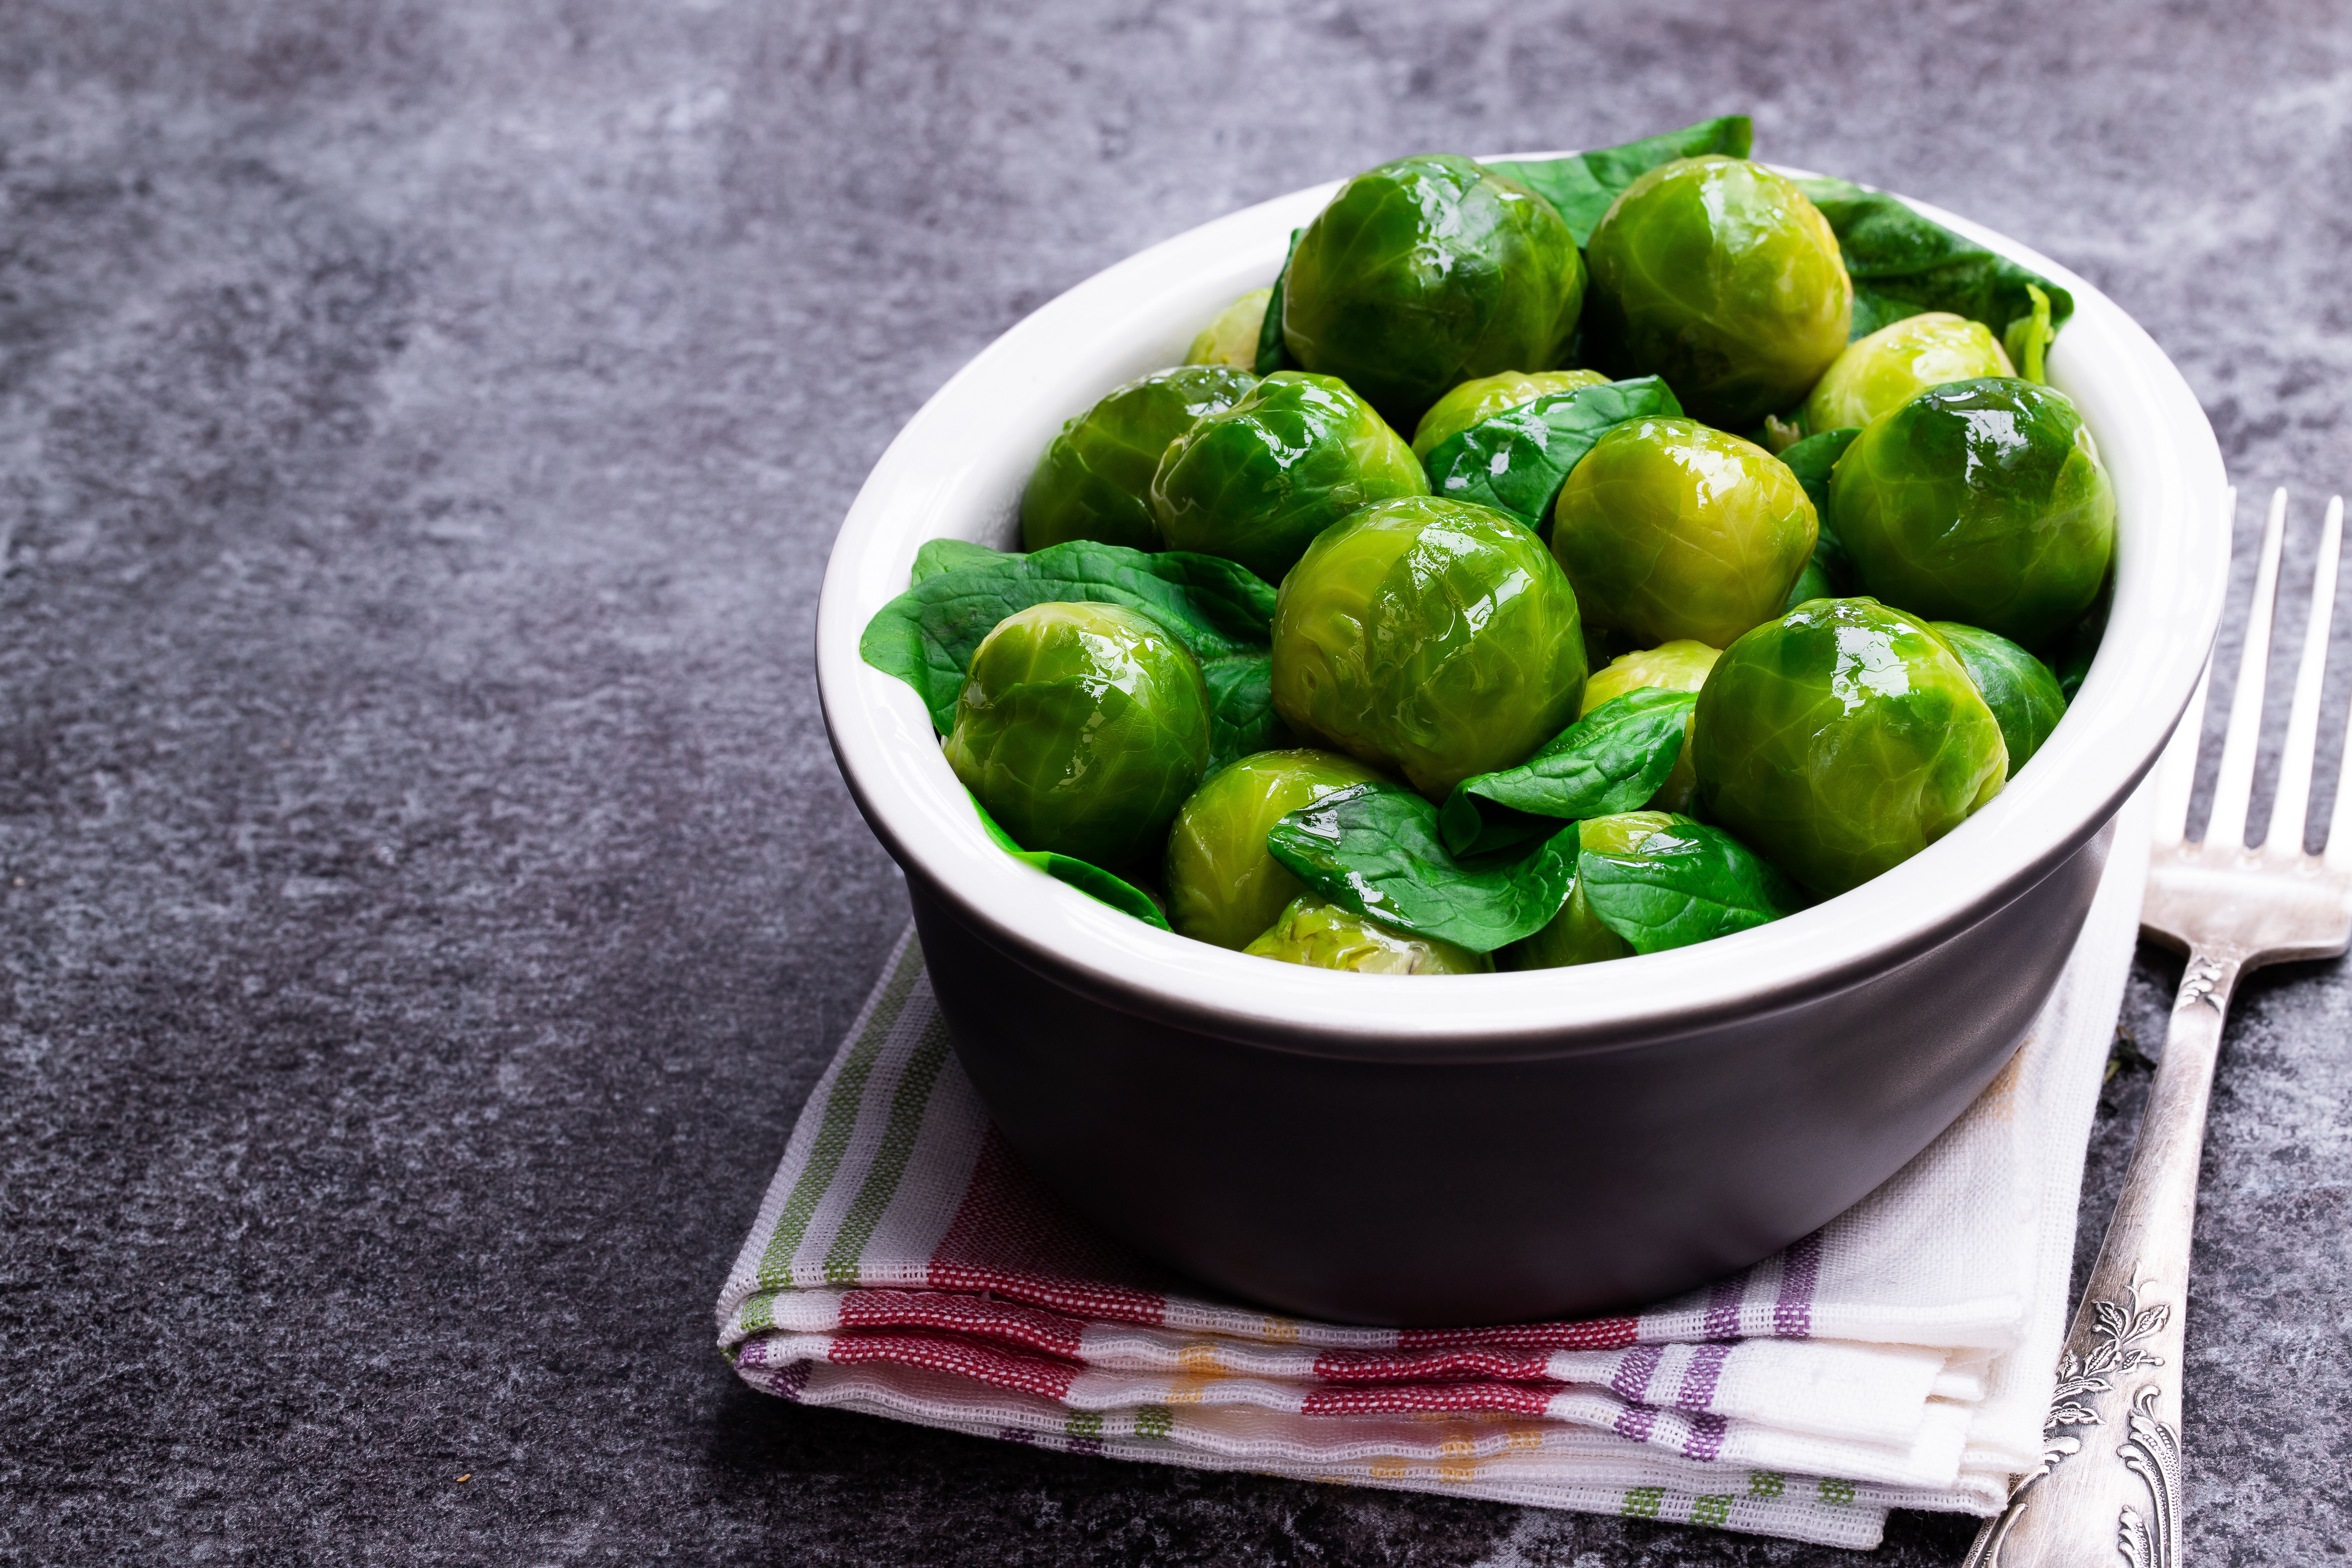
[903,819,2113,1328]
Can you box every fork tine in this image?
[2203,487,2289,850]
[2268,493,2343,856]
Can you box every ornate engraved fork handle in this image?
[1963,945,2235,1568]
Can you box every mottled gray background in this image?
[3,0,2347,1563]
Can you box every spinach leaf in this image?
[1577,819,1804,954]
[1266,781,1579,953]
[1489,116,1753,247]
[1438,690,1697,858]
[1775,426,1860,606]
[1793,176,2075,344]
[1421,376,1683,532]
[859,539,1280,765]
[970,792,1170,930]
[2004,282,2054,384]
[1253,227,1305,376]
[912,537,1016,583]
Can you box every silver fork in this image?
[1966,487,2352,1568]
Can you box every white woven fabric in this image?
[717,786,2150,1548]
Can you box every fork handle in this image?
[1962,945,2240,1568]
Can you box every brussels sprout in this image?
[1800,311,2014,435]
[1186,288,1273,369]
[1932,621,2067,772]
[1151,371,1426,582]
[1281,155,1587,428]
[1410,369,1611,458]
[1164,748,1386,949]
[1243,895,1493,974]
[1272,496,1587,798]
[1828,377,2115,647]
[1692,597,2007,896]
[1580,639,1721,812]
[1582,156,1853,429]
[1551,417,1818,650]
[943,602,1212,867]
[1499,812,1672,971]
[1021,366,1259,553]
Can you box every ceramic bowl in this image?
[813,163,2227,1326]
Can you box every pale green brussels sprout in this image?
[1282,155,1587,429]
[1580,640,1721,813]
[1828,377,2116,647]
[1931,621,2067,773]
[1186,288,1273,369]
[1164,749,1386,949]
[1692,597,2007,896]
[1410,368,1612,458]
[1272,496,1587,799]
[1243,895,1492,974]
[1800,311,2015,434]
[1582,157,1853,429]
[1151,371,1427,582]
[1551,417,1819,650]
[943,602,1212,867]
[1021,366,1259,552]
[1500,812,1675,971]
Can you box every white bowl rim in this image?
[815,156,2229,1062]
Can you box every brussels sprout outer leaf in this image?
[1793,176,2075,344]
[913,537,1017,584]
[1932,621,2067,772]
[1421,376,1684,532]
[1489,116,1754,247]
[2004,283,2055,385]
[1577,820,1804,954]
[1438,689,1697,858]
[1266,782,1579,953]
[1254,228,1304,376]
[1775,427,1861,602]
[968,792,1171,930]
[860,541,1278,762]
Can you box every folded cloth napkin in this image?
[719,787,2150,1549]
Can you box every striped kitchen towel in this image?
[718,787,2150,1548]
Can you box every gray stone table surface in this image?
[3,1,2348,1562]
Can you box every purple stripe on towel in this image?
[1674,1341,1733,1412]
[1610,1343,1666,1403]
[768,1358,814,1402]
[1701,1271,1747,1341]
[1772,1232,1824,1339]
[1681,1411,1729,1463]
[1612,1401,1661,1445]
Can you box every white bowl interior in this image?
[816,161,2229,1050]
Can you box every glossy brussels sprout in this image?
[1800,312,2014,435]
[1583,157,1853,429]
[1151,371,1426,582]
[1022,366,1259,553]
[1581,640,1721,812]
[1551,418,1819,649]
[1410,369,1611,458]
[1501,813,1674,971]
[1692,598,2007,896]
[943,602,1212,867]
[1932,621,2067,773]
[1164,749,1386,949]
[1186,288,1273,369]
[1828,378,2116,647]
[1272,496,1587,798]
[1243,895,1492,974]
[1281,155,1586,428]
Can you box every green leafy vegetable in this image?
[1775,426,1860,605]
[970,792,1170,931]
[2004,282,2054,384]
[1420,375,1683,532]
[1576,817,1804,954]
[1488,116,1754,247]
[1254,227,1304,376]
[1265,781,1579,953]
[1793,176,2076,344]
[1438,689,1697,858]
[860,539,1281,766]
